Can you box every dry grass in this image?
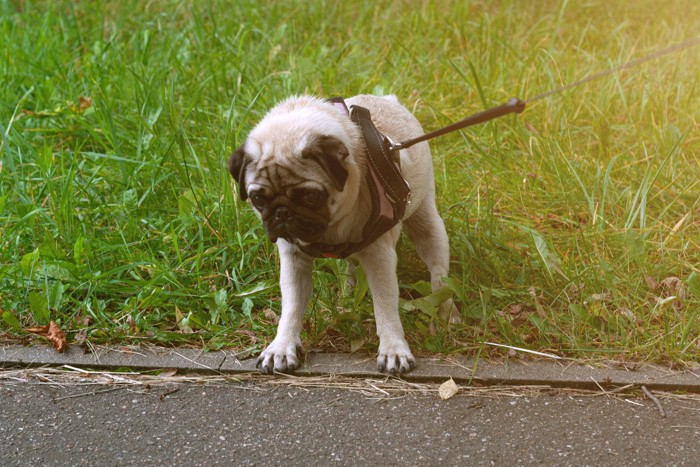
[2,366,698,405]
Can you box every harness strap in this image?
[349,105,411,207]
[294,101,410,259]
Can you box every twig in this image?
[366,381,391,397]
[172,350,219,372]
[641,385,666,418]
[85,340,101,364]
[606,383,636,395]
[484,342,562,360]
[590,381,637,398]
[590,376,610,396]
[159,387,180,400]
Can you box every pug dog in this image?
[229,94,456,375]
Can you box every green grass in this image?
[1,0,699,363]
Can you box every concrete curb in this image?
[2,344,699,392]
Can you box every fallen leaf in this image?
[126,315,138,332]
[528,287,547,318]
[644,274,659,290]
[350,338,366,353]
[524,121,539,134]
[660,277,685,299]
[500,304,530,326]
[262,308,279,325]
[25,320,67,352]
[73,327,88,346]
[507,304,525,316]
[616,307,637,322]
[175,306,193,334]
[25,324,50,334]
[438,378,459,400]
[659,277,686,312]
[591,292,611,302]
[47,321,67,352]
[79,96,93,112]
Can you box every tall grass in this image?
[1,0,698,362]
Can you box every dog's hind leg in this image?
[404,195,461,324]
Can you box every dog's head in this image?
[229,97,361,243]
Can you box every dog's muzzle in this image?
[264,206,325,243]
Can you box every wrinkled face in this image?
[229,134,350,244]
[243,163,332,243]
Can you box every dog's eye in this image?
[302,191,321,207]
[250,193,267,209]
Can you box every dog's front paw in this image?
[256,337,303,374]
[377,338,416,375]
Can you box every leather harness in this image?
[293,98,411,259]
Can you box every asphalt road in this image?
[2,379,700,466]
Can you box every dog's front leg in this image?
[355,232,416,375]
[256,240,313,374]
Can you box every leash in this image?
[299,37,699,258]
[389,35,700,152]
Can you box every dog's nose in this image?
[274,206,293,221]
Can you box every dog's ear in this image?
[302,135,349,192]
[228,146,251,200]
